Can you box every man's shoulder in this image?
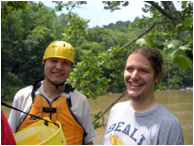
[115,100,129,106]
[70,90,87,99]
[18,85,33,92]
[69,90,90,109]
[156,104,183,144]
[111,101,129,111]
[15,85,33,98]
[157,103,180,124]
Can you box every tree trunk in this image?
[161,1,183,25]
[145,1,183,26]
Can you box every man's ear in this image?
[155,72,162,84]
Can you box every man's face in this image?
[124,53,160,101]
[44,58,72,85]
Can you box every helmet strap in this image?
[45,76,65,90]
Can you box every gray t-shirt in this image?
[103,100,184,145]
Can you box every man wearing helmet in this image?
[8,41,96,145]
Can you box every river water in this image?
[2,90,193,145]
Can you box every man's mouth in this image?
[127,80,143,88]
[130,83,142,87]
[53,72,64,77]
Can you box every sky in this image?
[42,1,182,28]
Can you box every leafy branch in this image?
[112,20,170,58]
[163,67,179,74]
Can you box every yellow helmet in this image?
[42,41,74,65]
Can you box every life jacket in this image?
[16,81,87,145]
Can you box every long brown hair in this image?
[125,46,163,78]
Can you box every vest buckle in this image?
[43,107,57,113]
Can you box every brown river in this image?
[2,90,193,145]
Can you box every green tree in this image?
[1,1,43,22]
[2,1,192,72]
[1,1,192,128]
[1,4,59,99]
[103,1,193,72]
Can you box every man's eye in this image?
[127,68,132,71]
[141,70,148,73]
[63,61,71,65]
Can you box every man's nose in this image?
[131,70,139,80]
[56,62,63,70]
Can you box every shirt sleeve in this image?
[8,86,33,133]
[167,119,184,145]
[8,92,21,133]
[82,101,96,144]
[1,110,17,145]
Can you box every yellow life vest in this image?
[17,82,87,145]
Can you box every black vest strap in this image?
[31,80,41,100]
[64,83,75,93]
[31,81,75,107]
[64,83,75,107]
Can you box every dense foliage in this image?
[1,1,193,103]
